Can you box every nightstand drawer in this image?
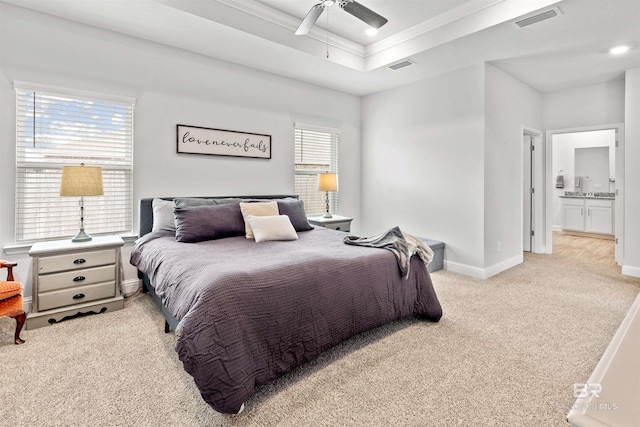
[323,221,350,232]
[38,281,116,311]
[38,265,116,293]
[38,249,116,274]
[308,215,353,232]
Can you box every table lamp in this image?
[317,172,338,218]
[60,163,104,242]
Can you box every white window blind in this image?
[294,124,339,216]
[15,84,134,243]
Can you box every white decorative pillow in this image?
[246,215,298,242]
[239,201,279,238]
[152,198,176,232]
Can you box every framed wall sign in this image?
[177,124,271,159]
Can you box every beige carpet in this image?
[1,233,639,427]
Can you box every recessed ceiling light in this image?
[365,27,378,36]
[609,45,630,55]
[323,0,335,6]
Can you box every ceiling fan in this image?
[295,0,388,36]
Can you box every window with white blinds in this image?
[294,124,339,216]
[14,84,134,243]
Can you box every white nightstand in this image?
[308,215,353,232]
[27,235,124,329]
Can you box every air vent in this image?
[514,7,561,28]
[388,59,415,71]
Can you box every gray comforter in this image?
[130,227,442,414]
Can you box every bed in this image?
[130,195,442,414]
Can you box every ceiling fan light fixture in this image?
[295,0,388,36]
[365,27,378,36]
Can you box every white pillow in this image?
[239,201,279,238]
[152,198,176,232]
[246,215,298,242]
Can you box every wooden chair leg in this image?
[13,311,26,345]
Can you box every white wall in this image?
[361,64,542,278]
[362,65,486,271]
[542,80,625,130]
[623,68,640,277]
[0,3,362,298]
[551,130,616,228]
[484,64,542,271]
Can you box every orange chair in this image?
[0,260,26,344]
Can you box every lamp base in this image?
[71,229,93,243]
[322,212,333,218]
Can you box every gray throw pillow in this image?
[152,198,176,232]
[174,203,245,243]
[277,199,313,232]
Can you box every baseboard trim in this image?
[483,255,523,279]
[444,261,485,279]
[121,279,142,297]
[23,296,32,314]
[444,254,523,280]
[621,265,640,278]
[560,230,614,240]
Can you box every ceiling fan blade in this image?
[341,1,388,29]
[295,4,325,35]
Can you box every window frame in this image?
[294,122,340,216]
[13,81,135,244]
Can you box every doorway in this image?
[544,124,624,265]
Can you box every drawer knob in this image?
[73,276,86,282]
[73,258,86,264]
[72,293,85,300]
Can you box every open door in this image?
[523,128,542,252]
[523,133,534,252]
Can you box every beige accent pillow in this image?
[246,215,298,242]
[239,201,279,238]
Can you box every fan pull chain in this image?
[326,6,329,58]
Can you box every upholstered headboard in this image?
[138,195,299,238]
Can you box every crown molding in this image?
[365,0,506,56]
[217,0,509,61]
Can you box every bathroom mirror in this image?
[574,146,611,193]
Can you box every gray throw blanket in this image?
[344,226,433,278]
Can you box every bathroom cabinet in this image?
[561,197,614,235]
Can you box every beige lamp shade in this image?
[317,173,338,192]
[60,164,104,197]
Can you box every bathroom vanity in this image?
[560,194,614,237]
